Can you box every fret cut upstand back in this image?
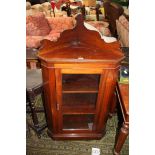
[37,14,124,140]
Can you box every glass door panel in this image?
[63,114,95,130]
[61,74,100,131]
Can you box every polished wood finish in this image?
[109,91,117,117]
[114,83,129,155]
[37,14,124,140]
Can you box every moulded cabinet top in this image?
[37,15,124,64]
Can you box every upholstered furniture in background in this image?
[84,22,117,43]
[116,15,129,47]
[26,1,67,17]
[26,12,113,48]
[86,21,111,36]
[26,13,75,48]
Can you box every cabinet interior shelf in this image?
[62,90,98,93]
[62,108,96,115]
[62,93,97,114]
[63,114,94,130]
[62,74,100,93]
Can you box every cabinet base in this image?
[47,129,106,140]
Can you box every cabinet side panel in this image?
[109,69,119,116]
[93,70,107,131]
[42,65,58,133]
[96,69,118,132]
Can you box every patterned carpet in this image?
[26,95,129,155]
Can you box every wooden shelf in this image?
[63,109,95,115]
[63,114,94,130]
[62,93,97,114]
[62,74,100,93]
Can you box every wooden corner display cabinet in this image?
[37,15,124,140]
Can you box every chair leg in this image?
[27,91,40,128]
[26,90,47,138]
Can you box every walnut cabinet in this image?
[38,15,124,140]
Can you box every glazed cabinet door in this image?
[54,68,106,133]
